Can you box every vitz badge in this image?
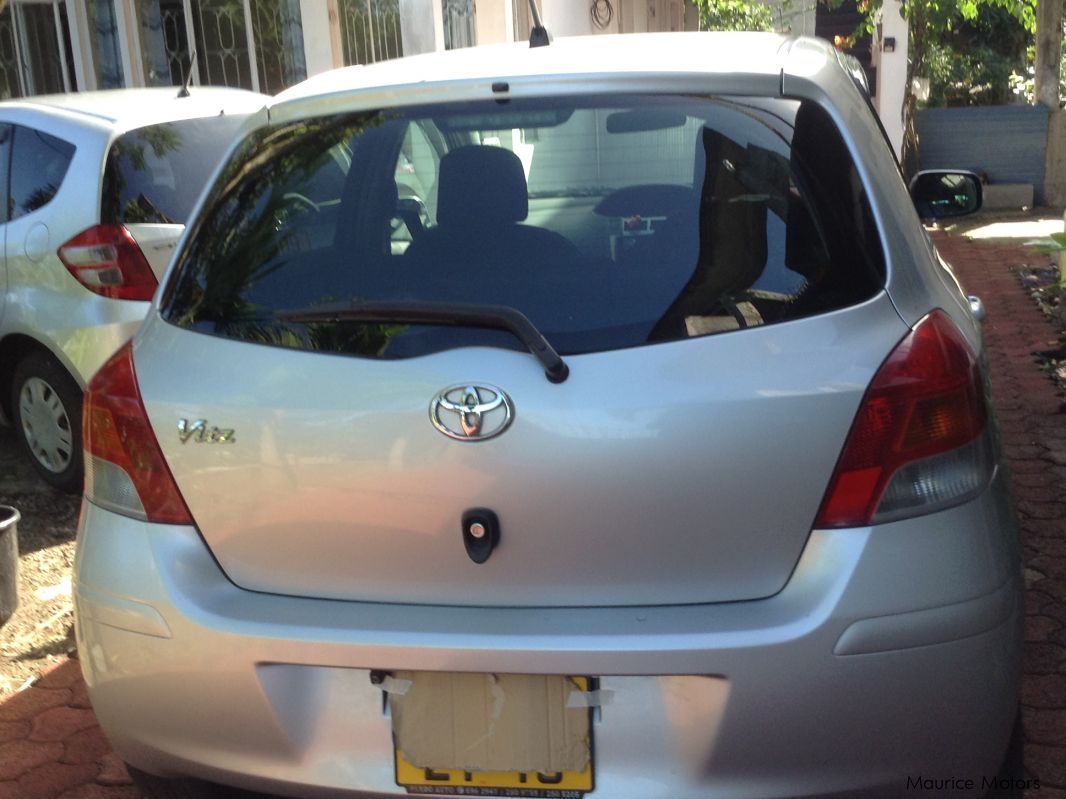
[178,419,235,444]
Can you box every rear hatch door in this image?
[138,92,906,607]
[138,297,906,607]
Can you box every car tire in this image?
[10,352,83,494]
[127,765,277,799]
[983,710,1025,799]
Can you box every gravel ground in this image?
[945,207,1066,393]
[1018,261,1066,392]
[0,423,81,698]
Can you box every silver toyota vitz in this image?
[74,32,1024,799]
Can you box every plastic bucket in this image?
[0,505,19,627]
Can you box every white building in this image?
[0,0,695,98]
[0,0,907,156]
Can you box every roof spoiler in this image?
[528,0,551,47]
[837,52,870,97]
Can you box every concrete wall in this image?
[537,0,695,38]
[476,0,513,45]
[539,0,594,36]
[917,105,1050,203]
[1047,110,1066,209]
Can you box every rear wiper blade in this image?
[278,301,569,384]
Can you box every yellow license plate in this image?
[393,674,595,798]
[395,754,594,797]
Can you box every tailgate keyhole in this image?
[462,509,500,564]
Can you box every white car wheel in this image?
[11,353,83,493]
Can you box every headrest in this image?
[437,145,528,227]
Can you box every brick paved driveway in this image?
[1,232,1064,798]
[933,234,1066,799]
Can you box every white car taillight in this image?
[58,225,157,301]
[82,342,191,524]
[815,310,993,528]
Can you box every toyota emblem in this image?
[430,384,514,441]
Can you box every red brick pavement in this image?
[0,659,137,798]
[933,233,1066,799]
[1,233,1064,798]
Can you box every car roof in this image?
[8,86,267,130]
[267,32,840,123]
[277,32,792,100]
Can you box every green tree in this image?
[924,4,1030,106]
[1033,0,1063,108]
[693,0,775,30]
[826,0,1036,175]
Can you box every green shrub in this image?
[925,41,1019,105]
[692,0,774,31]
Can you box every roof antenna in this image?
[177,50,198,98]
[528,0,551,47]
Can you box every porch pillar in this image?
[874,0,908,159]
[400,0,445,54]
[301,0,339,75]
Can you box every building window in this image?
[87,0,126,89]
[441,0,475,50]
[338,0,402,65]
[250,0,307,93]
[190,0,254,89]
[0,1,76,98]
[130,0,306,93]
[0,10,22,99]
[134,0,192,86]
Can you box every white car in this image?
[0,87,266,492]
[76,33,1023,799]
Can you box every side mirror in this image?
[909,170,982,220]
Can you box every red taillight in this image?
[83,342,191,524]
[815,310,988,528]
[58,225,157,301]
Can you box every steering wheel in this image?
[281,192,319,215]
[394,195,429,240]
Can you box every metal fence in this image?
[339,0,403,65]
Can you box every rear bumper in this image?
[74,474,1023,799]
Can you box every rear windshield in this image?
[162,95,886,357]
[102,114,248,225]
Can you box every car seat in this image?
[402,145,576,279]
[649,127,769,339]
